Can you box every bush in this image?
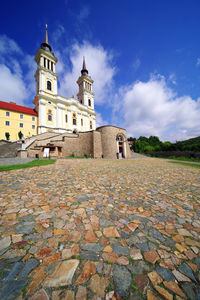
[146,151,200,159]
[5,132,10,140]
[18,131,23,139]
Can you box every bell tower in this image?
[77,57,94,110]
[34,25,58,99]
[33,25,58,134]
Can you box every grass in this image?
[169,161,200,168]
[65,154,92,158]
[167,156,200,162]
[0,159,56,172]
[145,154,200,162]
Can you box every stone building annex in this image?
[0,26,131,159]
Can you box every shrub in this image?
[18,131,23,139]
[5,132,10,140]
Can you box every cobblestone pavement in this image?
[0,158,199,300]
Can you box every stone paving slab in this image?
[0,158,199,299]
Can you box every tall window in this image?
[47,81,52,91]
[48,60,50,69]
[51,62,53,72]
[32,125,35,129]
[6,111,10,116]
[5,121,10,126]
[88,99,91,106]
[72,113,76,125]
[44,57,46,68]
[19,123,23,128]
[90,121,92,129]
[20,114,23,119]
[32,116,35,121]
[65,114,68,123]
[48,109,52,121]
[81,119,83,126]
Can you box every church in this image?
[34,25,96,135]
[0,26,132,159]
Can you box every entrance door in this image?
[43,148,50,158]
[58,147,62,157]
[119,142,123,158]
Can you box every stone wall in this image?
[0,141,21,158]
[62,132,93,157]
[96,126,132,159]
[92,131,102,158]
[26,126,131,159]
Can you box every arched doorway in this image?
[116,134,126,158]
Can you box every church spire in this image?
[81,56,88,76]
[41,24,52,52]
[44,24,49,44]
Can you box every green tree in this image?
[144,145,155,152]
[5,132,10,140]
[128,137,136,142]
[148,136,161,146]
[18,131,23,140]
[133,140,149,153]
[161,141,172,151]
[138,136,149,143]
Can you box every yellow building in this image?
[0,101,38,141]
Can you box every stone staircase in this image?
[0,141,21,158]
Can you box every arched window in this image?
[116,134,124,142]
[48,109,52,121]
[72,113,76,125]
[47,81,52,91]
[90,121,92,129]
[88,99,91,106]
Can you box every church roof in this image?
[81,56,88,76]
[41,24,52,52]
[0,101,38,116]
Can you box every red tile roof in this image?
[0,101,38,116]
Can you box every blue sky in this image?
[0,0,200,141]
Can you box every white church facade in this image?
[0,26,132,159]
[33,25,96,134]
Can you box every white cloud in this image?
[0,64,28,105]
[197,57,200,66]
[0,35,34,106]
[0,35,23,56]
[54,50,65,74]
[96,112,108,128]
[77,6,90,22]
[58,42,115,104]
[133,58,141,71]
[120,75,200,141]
[168,73,176,85]
[22,54,36,94]
[52,25,65,43]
